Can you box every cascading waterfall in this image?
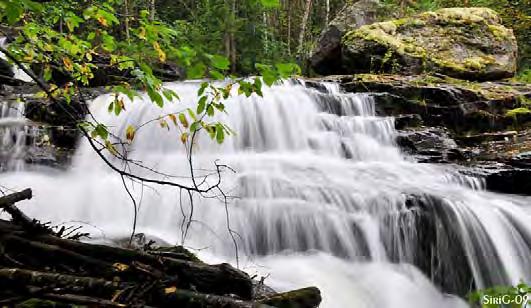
[2,80,530,307]
[0,37,36,171]
[0,99,30,171]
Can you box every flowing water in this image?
[0,96,32,171]
[0,37,37,171]
[1,81,530,307]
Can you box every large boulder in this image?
[339,8,518,81]
[310,0,381,75]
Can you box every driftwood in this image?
[0,189,322,307]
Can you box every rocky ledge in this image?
[315,74,531,195]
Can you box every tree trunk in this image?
[149,0,156,21]
[124,0,130,41]
[230,0,237,73]
[287,0,292,56]
[297,0,313,58]
[325,0,330,27]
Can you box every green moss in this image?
[342,7,514,77]
[488,24,512,40]
[507,107,531,118]
[463,56,496,70]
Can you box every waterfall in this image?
[2,80,530,307]
[0,99,30,171]
[0,37,36,171]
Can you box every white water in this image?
[0,99,31,171]
[0,37,35,171]
[2,81,530,307]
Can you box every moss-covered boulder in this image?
[340,8,518,81]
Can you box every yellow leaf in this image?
[97,16,108,27]
[138,27,147,40]
[168,114,177,126]
[180,132,189,144]
[105,140,119,156]
[164,286,177,294]
[63,57,74,71]
[113,263,129,272]
[152,41,166,62]
[159,119,169,130]
[126,125,136,142]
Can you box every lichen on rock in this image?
[339,7,518,81]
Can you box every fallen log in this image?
[36,235,253,299]
[0,188,32,207]
[0,189,51,234]
[0,268,130,298]
[259,287,322,308]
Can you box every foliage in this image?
[515,69,531,84]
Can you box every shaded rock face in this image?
[310,0,381,75]
[397,127,466,163]
[333,74,531,133]
[0,58,14,79]
[325,7,518,81]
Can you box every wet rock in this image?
[394,114,422,129]
[310,0,381,75]
[337,74,531,133]
[0,58,14,79]
[341,8,518,80]
[470,163,531,195]
[397,126,466,163]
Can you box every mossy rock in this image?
[341,8,518,81]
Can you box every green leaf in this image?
[5,3,24,24]
[92,124,109,140]
[178,113,189,128]
[114,99,123,115]
[275,63,301,77]
[207,104,214,117]
[197,96,207,114]
[198,82,208,96]
[215,123,224,144]
[190,121,200,132]
[147,89,164,107]
[210,55,230,71]
[262,71,277,86]
[162,88,179,102]
[209,70,224,80]
[259,0,280,8]
[187,63,207,79]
